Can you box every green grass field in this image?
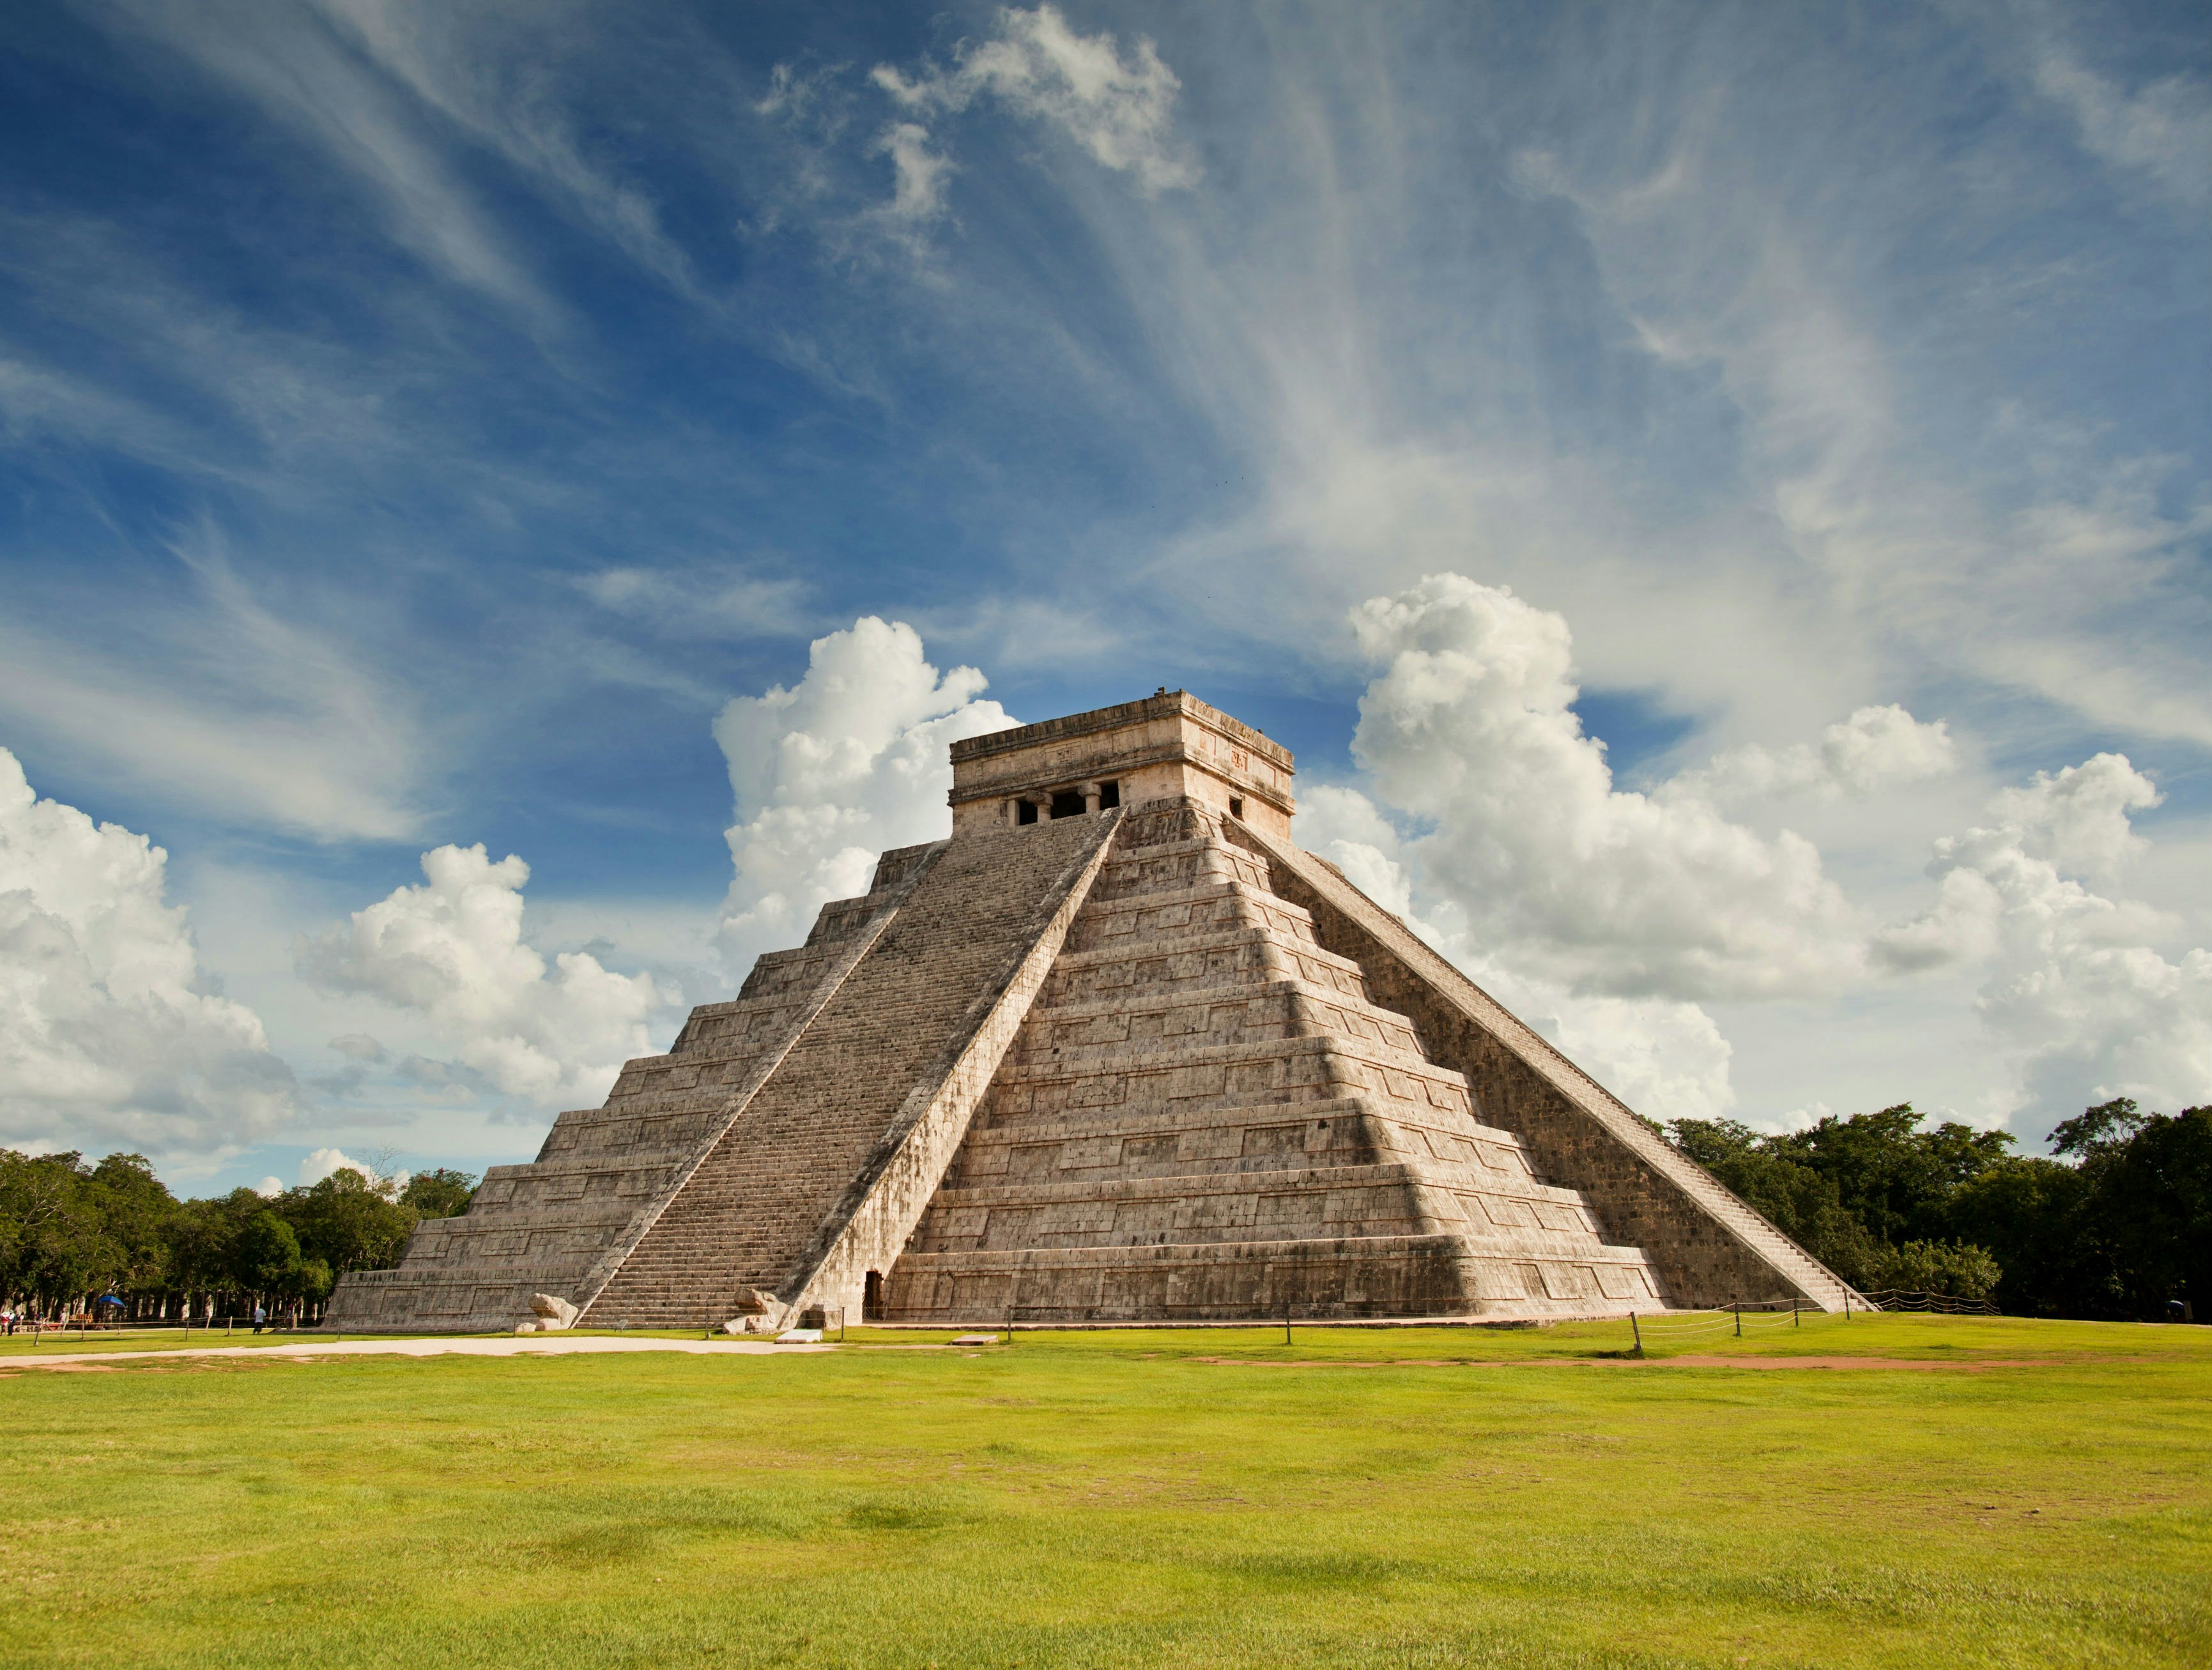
[3,1314,2205,1668]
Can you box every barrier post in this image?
[1733,1303,1742,1339]
[1792,1299,1800,1328]
[1630,1312,1643,1357]
[1283,1299,1293,1347]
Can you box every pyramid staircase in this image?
[883,803,1664,1321]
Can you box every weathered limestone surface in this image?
[325,838,948,1333]
[328,693,1859,1334]
[581,811,1118,1328]
[884,802,1666,1321]
[1221,823,1863,1313]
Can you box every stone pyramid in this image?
[329,693,1859,1333]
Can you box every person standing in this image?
[252,1302,266,1335]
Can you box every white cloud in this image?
[296,844,671,1107]
[254,1176,284,1198]
[1293,790,1739,1123]
[864,3,1195,231]
[714,617,1016,967]
[1298,579,2001,1126]
[1513,142,2212,753]
[1876,753,2209,1121]
[1342,574,1864,1002]
[1986,753,2162,883]
[2034,43,2212,208]
[297,1145,376,1187]
[576,566,810,641]
[97,0,553,322]
[310,0,706,300]
[1669,704,1958,809]
[0,527,424,843]
[873,121,956,229]
[0,747,298,1158]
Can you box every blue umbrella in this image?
[96,1295,123,1306]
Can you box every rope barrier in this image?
[1857,1289,1999,1315]
[1624,1291,1999,1351]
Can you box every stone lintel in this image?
[948,691,1295,839]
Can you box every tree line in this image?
[3,1099,2204,1325]
[1668,1100,2209,1318]
[0,1151,475,1327]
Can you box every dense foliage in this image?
[0,1153,477,1322]
[4,1100,2202,1322]
[1670,1101,2209,1317]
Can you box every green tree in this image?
[1947,1155,2105,1316]
[1772,1105,2013,1246]
[164,1194,252,1314]
[282,1170,419,1275]
[86,1153,178,1304]
[1666,1119,1884,1287]
[0,1151,118,1312]
[233,1212,302,1298]
[2055,1102,2211,1317]
[400,1168,477,1219]
[1670,1109,2008,1299]
[1868,1240,2002,1301]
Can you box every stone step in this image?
[1023,972,1421,1040]
[884,1232,1661,1322]
[910,1163,1626,1260]
[1043,921,1365,981]
[1064,880,1319,951]
[987,1033,1472,1115]
[950,1098,1585,1204]
[1015,980,1428,1066]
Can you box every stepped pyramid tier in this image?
[327,691,1863,1333]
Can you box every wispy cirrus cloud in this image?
[93,0,557,326]
[0,521,426,843]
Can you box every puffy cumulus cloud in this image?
[714,618,1016,968]
[0,747,297,1158]
[297,1145,380,1188]
[1343,575,1864,1002]
[1667,705,1958,809]
[1986,753,2162,883]
[865,3,1195,227]
[1293,784,1419,919]
[296,845,669,1107]
[1875,754,2208,1122]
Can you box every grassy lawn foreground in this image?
[1,1316,2205,1668]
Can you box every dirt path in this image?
[1192,1354,2053,1371]
[0,1336,830,1372]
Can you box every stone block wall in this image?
[1225,824,1863,1312]
[882,800,1665,1322]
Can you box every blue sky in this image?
[1,1,2205,1195]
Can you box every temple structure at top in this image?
[328,690,1861,1334]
